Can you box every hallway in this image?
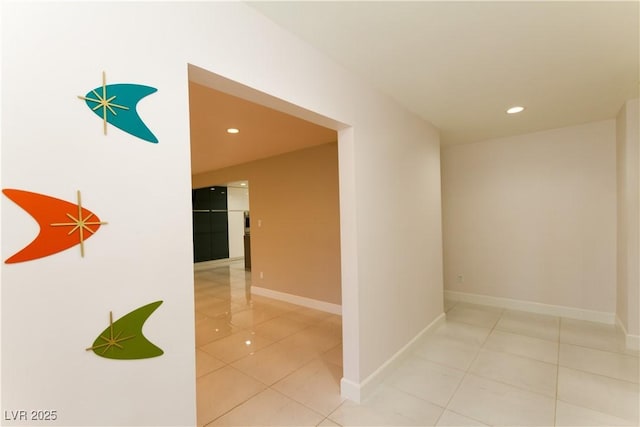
[195,261,639,426]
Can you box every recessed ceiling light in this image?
[506,106,525,114]
[227,128,239,134]
[240,183,247,186]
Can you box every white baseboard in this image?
[339,377,361,404]
[616,316,640,351]
[627,334,640,351]
[194,257,244,271]
[444,290,616,324]
[340,312,446,403]
[251,286,342,315]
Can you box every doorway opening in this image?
[187,64,348,426]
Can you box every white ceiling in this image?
[249,1,639,145]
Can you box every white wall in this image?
[227,186,250,259]
[616,98,640,342]
[442,120,617,316]
[1,1,443,420]
[1,3,197,426]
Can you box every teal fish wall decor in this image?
[78,71,158,143]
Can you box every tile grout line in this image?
[557,364,640,385]
[432,302,639,426]
[208,328,342,419]
[480,307,559,424]
[558,339,639,358]
[432,305,503,426]
[202,343,342,425]
[553,397,640,426]
[458,309,562,400]
[265,335,345,419]
[439,305,576,424]
[267,385,334,424]
[553,317,562,426]
[197,291,336,360]
[555,322,639,384]
[202,365,268,427]
[200,343,325,425]
[204,391,264,427]
[556,320,640,424]
[196,262,340,426]
[199,284,634,426]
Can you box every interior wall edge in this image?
[616,315,640,351]
[340,312,446,403]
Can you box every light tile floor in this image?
[195,261,639,426]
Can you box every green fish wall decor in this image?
[86,301,164,360]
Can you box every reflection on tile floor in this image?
[195,261,342,427]
[195,261,639,426]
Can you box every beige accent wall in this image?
[442,120,617,313]
[192,142,341,305]
[616,98,640,336]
